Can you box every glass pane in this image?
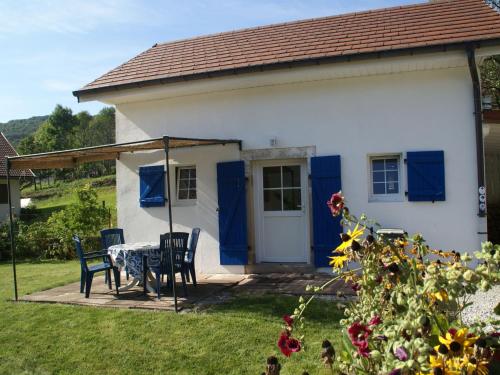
[189,168,196,178]
[264,189,282,211]
[372,159,385,171]
[386,182,399,194]
[282,166,301,188]
[386,171,398,182]
[189,179,197,189]
[178,190,188,200]
[283,189,302,211]
[179,168,190,179]
[373,171,385,183]
[373,183,386,195]
[385,159,398,170]
[263,167,281,189]
[179,180,189,189]
[188,190,197,199]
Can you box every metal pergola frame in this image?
[6,135,241,312]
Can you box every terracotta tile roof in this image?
[75,0,500,97]
[0,133,35,178]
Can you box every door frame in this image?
[253,159,310,264]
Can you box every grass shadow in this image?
[211,294,344,325]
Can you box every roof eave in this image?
[73,38,500,102]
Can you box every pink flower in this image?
[283,315,294,327]
[369,316,382,326]
[327,192,344,217]
[394,347,408,361]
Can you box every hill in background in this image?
[0,115,48,145]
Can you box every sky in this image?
[0,0,422,123]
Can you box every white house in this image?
[73,0,500,274]
[0,133,34,222]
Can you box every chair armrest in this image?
[85,250,108,256]
[84,253,113,264]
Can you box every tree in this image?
[481,56,500,109]
[33,105,78,152]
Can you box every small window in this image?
[0,184,8,204]
[176,166,197,201]
[369,156,402,202]
[263,165,302,211]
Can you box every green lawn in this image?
[0,262,342,375]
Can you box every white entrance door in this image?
[254,161,308,263]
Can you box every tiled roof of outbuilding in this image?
[0,133,35,178]
[74,0,500,98]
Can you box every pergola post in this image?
[163,136,178,312]
[6,157,18,301]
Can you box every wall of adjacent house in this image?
[113,54,484,274]
[0,178,20,222]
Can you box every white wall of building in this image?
[109,52,484,274]
[0,178,20,222]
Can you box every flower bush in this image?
[277,192,499,374]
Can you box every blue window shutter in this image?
[217,161,248,265]
[407,151,445,202]
[311,155,342,267]
[139,165,166,207]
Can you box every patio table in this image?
[107,242,160,292]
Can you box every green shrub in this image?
[2,184,109,260]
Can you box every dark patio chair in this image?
[73,235,120,298]
[100,228,128,282]
[184,228,200,286]
[145,232,189,300]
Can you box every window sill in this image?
[368,196,404,203]
[172,200,197,207]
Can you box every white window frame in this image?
[368,154,404,202]
[175,165,197,205]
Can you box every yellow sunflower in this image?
[329,254,348,270]
[430,290,448,302]
[438,328,478,353]
[335,223,365,253]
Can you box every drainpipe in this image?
[466,46,486,217]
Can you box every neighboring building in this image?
[0,133,34,221]
[74,0,500,273]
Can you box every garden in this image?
[271,192,500,375]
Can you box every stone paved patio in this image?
[20,272,353,312]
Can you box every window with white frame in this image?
[176,166,197,201]
[369,155,402,201]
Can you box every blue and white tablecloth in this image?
[107,242,160,280]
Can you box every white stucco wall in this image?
[0,179,20,222]
[109,51,485,274]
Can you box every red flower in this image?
[369,316,382,326]
[277,331,301,357]
[351,283,361,292]
[327,192,344,217]
[448,328,457,336]
[356,340,371,357]
[283,315,294,327]
[348,322,372,357]
[278,332,292,357]
[348,322,372,345]
[287,337,301,353]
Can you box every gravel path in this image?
[461,285,500,329]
